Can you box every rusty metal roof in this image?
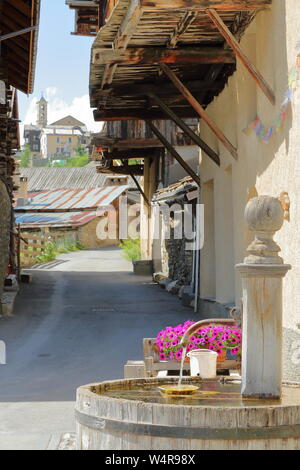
[15,186,129,211]
[20,166,138,191]
[15,210,98,228]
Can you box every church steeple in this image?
[36,94,48,127]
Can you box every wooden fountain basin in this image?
[76,377,300,450]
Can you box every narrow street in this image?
[0,248,193,450]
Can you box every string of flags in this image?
[243,61,299,144]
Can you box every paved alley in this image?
[0,248,194,450]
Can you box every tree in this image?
[19,145,32,168]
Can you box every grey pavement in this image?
[0,248,194,450]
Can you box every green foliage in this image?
[35,241,57,263]
[119,239,141,261]
[22,240,84,266]
[20,144,32,168]
[65,153,89,167]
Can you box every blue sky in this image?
[19,0,100,132]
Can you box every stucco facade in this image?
[198,0,300,380]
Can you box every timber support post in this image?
[147,121,201,187]
[206,8,275,106]
[160,63,238,160]
[147,93,220,167]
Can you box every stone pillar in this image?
[236,196,291,399]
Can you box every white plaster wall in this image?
[199,0,300,338]
[168,145,199,184]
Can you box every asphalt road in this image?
[0,248,194,450]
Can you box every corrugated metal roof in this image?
[16,186,129,211]
[20,166,137,191]
[15,211,98,228]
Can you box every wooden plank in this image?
[148,94,220,166]
[168,11,197,48]
[98,79,224,99]
[93,137,164,149]
[103,148,161,159]
[93,46,236,66]
[101,0,143,88]
[140,0,272,10]
[161,64,238,159]
[206,8,275,105]
[6,0,31,17]
[114,0,143,50]
[94,107,200,121]
[147,121,202,185]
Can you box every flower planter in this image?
[217,350,227,363]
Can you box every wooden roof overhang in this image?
[0,0,41,94]
[90,0,273,170]
[90,0,272,117]
[93,136,162,181]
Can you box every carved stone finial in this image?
[244,196,284,265]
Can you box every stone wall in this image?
[0,180,11,299]
[160,200,194,287]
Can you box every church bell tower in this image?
[36,95,48,128]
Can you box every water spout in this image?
[180,318,236,348]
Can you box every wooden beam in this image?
[147,122,201,186]
[168,11,197,48]
[104,148,161,159]
[114,0,143,50]
[124,162,150,207]
[6,0,31,17]
[93,46,236,66]
[161,64,238,160]
[148,93,220,166]
[140,0,272,10]
[98,79,224,99]
[93,137,164,149]
[206,8,275,105]
[94,107,200,121]
[101,0,143,88]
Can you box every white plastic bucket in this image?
[187,350,218,378]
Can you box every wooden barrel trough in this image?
[75,377,300,450]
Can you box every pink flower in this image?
[172,340,179,347]
[175,350,183,360]
[231,348,240,355]
[160,353,166,361]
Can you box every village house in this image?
[72,0,300,383]
[24,96,91,165]
[0,0,40,305]
[14,166,139,249]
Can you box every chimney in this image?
[17,177,29,207]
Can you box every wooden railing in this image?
[20,231,77,266]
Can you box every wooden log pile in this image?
[0,73,19,202]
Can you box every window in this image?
[56,137,60,143]
[69,138,72,144]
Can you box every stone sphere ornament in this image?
[244,196,285,265]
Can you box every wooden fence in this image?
[20,231,77,266]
